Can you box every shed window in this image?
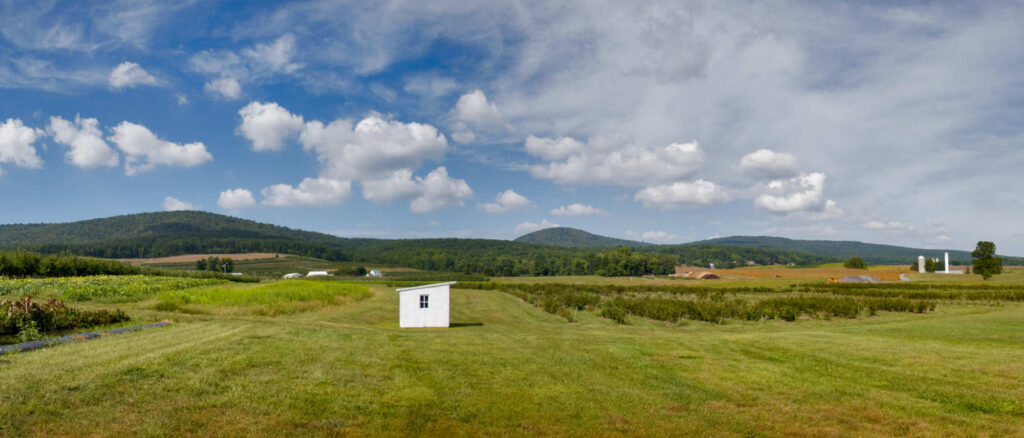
[419,294,429,309]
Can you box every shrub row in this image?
[602,295,935,324]
[0,296,130,336]
[0,250,140,278]
[458,282,775,297]
[794,284,1024,302]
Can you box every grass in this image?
[0,277,1022,435]
[0,276,227,302]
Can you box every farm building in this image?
[306,271,330,277]
[366,269,384,277]
[282,273,303,279]
[397,282,455,328]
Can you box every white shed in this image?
[397,282,455,328]
[282,272,303,279]
[307,271,330,277]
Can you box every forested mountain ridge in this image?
[514,227,647,248]
[0,212,832,274]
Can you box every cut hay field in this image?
[118,252,281,264]
[1,275,1022,436]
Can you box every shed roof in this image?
[396,281,457,292]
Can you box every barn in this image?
[397,281,455,328]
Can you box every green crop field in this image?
[0,274,1022,436]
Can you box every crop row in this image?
[1,296,130,337]
[0,276,226,301]
[793,285,1024,301]
[459,282,775,297]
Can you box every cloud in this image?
[47,115,119,168]
[753,172,833,214]
[527,136,706,186]
[108,62,157,89]
[163,196,198,211]
[550,203,605,216]
[205,78,241,99]
[451,89,508,143]
[739,149,799,180]
[190,34,301,97]
[261,177,352,207]
[404,74,457,97]
[217,188,257,210]
[410,167,474,213]
[634,180,731,209]
[176,93,189,105]
[479,189,532,213]
[626,230,680,244]
[362,167,472,213]
[863,220,914,231]
[236,101,304,151]
[240,33,302,74]
[299,113,448,181]
[514,219,559,235]
[108,121,212,175]
[0,118,44,175]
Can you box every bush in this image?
[600,305,628,324]
[843,257,867,269]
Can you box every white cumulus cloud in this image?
[261,177,352,207]
[108,62,157,89]
[527,136,705,186]
[634,179,731,209]
[514,219,559,235]
[217,188,257,210]
[362,167,472,213]
[47,115,119,168]
[300,113,448,181]
[237,101,304,151]
[550,203,606,216]
[451,89,507,143]
[163,196,199,211]
[0,118,44,176]
[205,78,241,99]
[739,149,800,180]
[479,189,532,213]
[108,121,212,175]
[754,172,834,214]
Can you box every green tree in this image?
[925,258,936,273]
[971,241,1003,280]
[843,257,867,269]
[196,259,207,271]
[222,257,234,273]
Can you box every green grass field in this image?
[1,275,1022,436]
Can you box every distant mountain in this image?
[690,235,1023,265]
[514,227,647,248]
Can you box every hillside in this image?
[514,227,646,248]
[691,235,1023,265]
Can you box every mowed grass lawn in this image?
[1,282,1022,436]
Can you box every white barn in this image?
[397,282,455,328]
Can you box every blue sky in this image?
[2,1,1024,254]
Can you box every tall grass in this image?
[158,280,371,307]
[0,276,227,301]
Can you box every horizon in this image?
[2,2,1024,252]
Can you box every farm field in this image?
[136,254,420,278]
[0,274,1022,436]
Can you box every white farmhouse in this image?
[397,282,455,328]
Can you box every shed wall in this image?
[399,285,450,328]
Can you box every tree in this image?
[924,258,936,273]
[196,259,207,271]
[971,241,1003,280]
[222,257,234,273]
[843,256,867,269]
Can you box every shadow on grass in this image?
[449,322,484,328]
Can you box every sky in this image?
[1,0,1024,254]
